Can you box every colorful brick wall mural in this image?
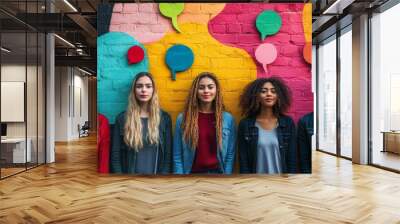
[98,3,312,124]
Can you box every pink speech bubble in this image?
[255,43,277,74]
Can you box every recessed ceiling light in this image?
[1,47,11,53]
[63,0,78,12]
[54,34,75,48]
[322,0,355,15]
[77,67,93,76]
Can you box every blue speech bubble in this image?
[165,44,194,81]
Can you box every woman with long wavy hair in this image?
[238,77,297,174]
[173,72,236,174]
[111,72,172,174]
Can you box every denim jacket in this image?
[110,110,172,174]
[238,115,298,173]
[297,112,313,173]
[173,112,236,174]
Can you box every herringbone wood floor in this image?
[1,135,400,223]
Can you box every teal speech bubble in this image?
[256,10,282,41]
[165,44,194,81]
[159,3,184,33]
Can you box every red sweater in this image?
[98,114,110,173]
[191,112,219,172]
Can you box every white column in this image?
[352,14,369,164]
[46,32,55,163]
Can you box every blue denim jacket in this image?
[173,112,236,174]
[238,115,298,173]
[297,112,313,173]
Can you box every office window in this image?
[371,3,400,171]
[317,36,337,154]
[340,28,352,158]
[0,1,47,179]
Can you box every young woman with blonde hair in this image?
[173,72,236,174]
[111,72,172,174]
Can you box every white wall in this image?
[1,65,39,137]
[1,64,45,164]
[72,73,89,138]
[1,65,26,138]
[54,67,89,141]
[55,66,69,141]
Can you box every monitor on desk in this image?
[1,123,7,138]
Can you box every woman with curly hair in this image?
[238,77,297,174]
[111,72,172,174]
[173,72,236,174]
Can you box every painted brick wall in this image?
[99,3,312,125]
[208,3,313,122]
[145,23,257,124]
[97,32,148,123]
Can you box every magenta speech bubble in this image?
[255,43,277,74]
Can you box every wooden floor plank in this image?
[0,135,400,223]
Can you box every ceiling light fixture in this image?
[78,67,93,76]
[1,47,11,53]
[63,0,78,12]
[322,0,355,15]
[54,34,75,48]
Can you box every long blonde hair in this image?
[124,72,160,151]
[182,72,224,150]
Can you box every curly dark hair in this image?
[239,77,292,118]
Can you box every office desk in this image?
[382,131,400,154]
[1,138,31,163]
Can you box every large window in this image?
[340,27,352,158]
[317,35,337,155]
[317,26,353,159]
[371,3,400,171]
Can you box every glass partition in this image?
[0,0,46,179]
[1,30,28,177]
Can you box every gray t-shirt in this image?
[134,118,158,174]
[255,122,282,174]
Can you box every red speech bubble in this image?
[127,45,144,64]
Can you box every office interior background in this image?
[314,0,400,172]
[0,0,400,223]
[0,0,97,178]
